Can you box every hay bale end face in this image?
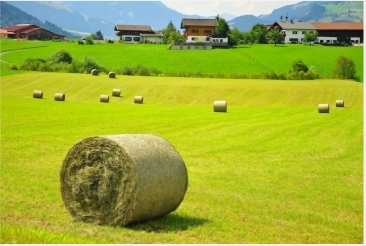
[91,69,99,76]
[100,95,109,103]
[54,93,65,101]
[336,100,345,107]
[108,72,116,78]
[134,96,143,104]
[33,90,43,99]
[60,134,188,227]
[214,101,227,112]
[318,104,330,113]
[112,89,121,97]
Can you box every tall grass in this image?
[0,39,363,81]
[1,72,363,243]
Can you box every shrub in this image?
[292,60,308,73]
[82,57,102,73]
[19,58,45,71]
[333,56,356,80]
[9,64,18,70]
[38,62,54,72]
[85,36,94,45]
[47,49,73,64]
[68,60,84,73]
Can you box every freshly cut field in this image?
[1,72,363,243]
[0,39,363,80]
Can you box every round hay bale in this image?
[213,101,227,112]
[336,100,344,107]
[91,69,99,76]
[100,94,109,103]
[60,134,188,227]
[134,96,143,104]
[318,104,330,113]
[112,89,121,97]
[54,93,65,101]
[33,90,43,99]
[108,71,116,78]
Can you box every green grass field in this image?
[0,39,363,81]
[0,72,363,243]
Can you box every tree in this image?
[161,21,178,44]
[167,31,185,45]
[91,30,103,40]
[333,56,356,79]
[266,29,284,46]
[215,15,230,35]
[292,60,309,73]
[228,27,243,46]
[303,31,318,44]
[85,35,94,45]
[250,23,268,44]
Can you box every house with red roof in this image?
[2,24,65,40]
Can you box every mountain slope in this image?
[0,1,79,38]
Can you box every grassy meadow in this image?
[0,39,363,80]
[0,71,363,243]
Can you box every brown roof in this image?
[114,24,153,32]
[4,24,39,32]
[311,22,364,30]
[181,18,218,28]
[20,27,42,34]
[0,29,14,34]
[140,31,163,37]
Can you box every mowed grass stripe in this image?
[1,72,363,243]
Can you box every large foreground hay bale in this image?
[108,71,116,78]
[33,90,43,99]
[214,101,227,112]
[60,134,188,227]
[100,94,109,103]
[54,93,65,101]
[134,96,143,104]
[336,100,344,107]
[318,104,330,113]
[91,69,99,76]
[112,89,121,97]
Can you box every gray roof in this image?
[275,20,316,30]
[114,25,153,32]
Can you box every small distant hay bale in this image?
[112,89,121,97]
[91,69,99,76]
[100,94,109,103]
[336,100,344,107]
[134,96,143,104]
[33,90,43,99]
[60,134,188,227]
[108,71,116,78]
[318,104,330,113]
[54,93,65,101]
[213,101,227,112]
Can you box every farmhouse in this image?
[180,18,229,46]
[114,24,163,43]
[2,24,65,40]
[269,20,363,44]
[0,28,14,38]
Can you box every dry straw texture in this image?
[318,104,330,113]
[134,96,144,104]
[336,100,345,107]
[60,134,188,227]
[100,95,109,103]
[33,90,43,99]
[54,93,65,101]
[112,89,121,97]
[91,69,99,76]
[108,72,116,78]
[214,101,227,112]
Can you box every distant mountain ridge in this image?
[0,1,79,38]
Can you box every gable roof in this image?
[4,24,40,32]
[274,21,316,30]
[114,24,153,32]
[181,18,218,29]
[311,22,363,30]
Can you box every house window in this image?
[191,29,199,33]
[125,37,132,41]
[191,37,196,41]
[220,39,223,42]
[302,31,306,34]
[204,30,211,34]
[133,37,141,42]
[293,31,297,34]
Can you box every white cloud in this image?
[162,1,301,17]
